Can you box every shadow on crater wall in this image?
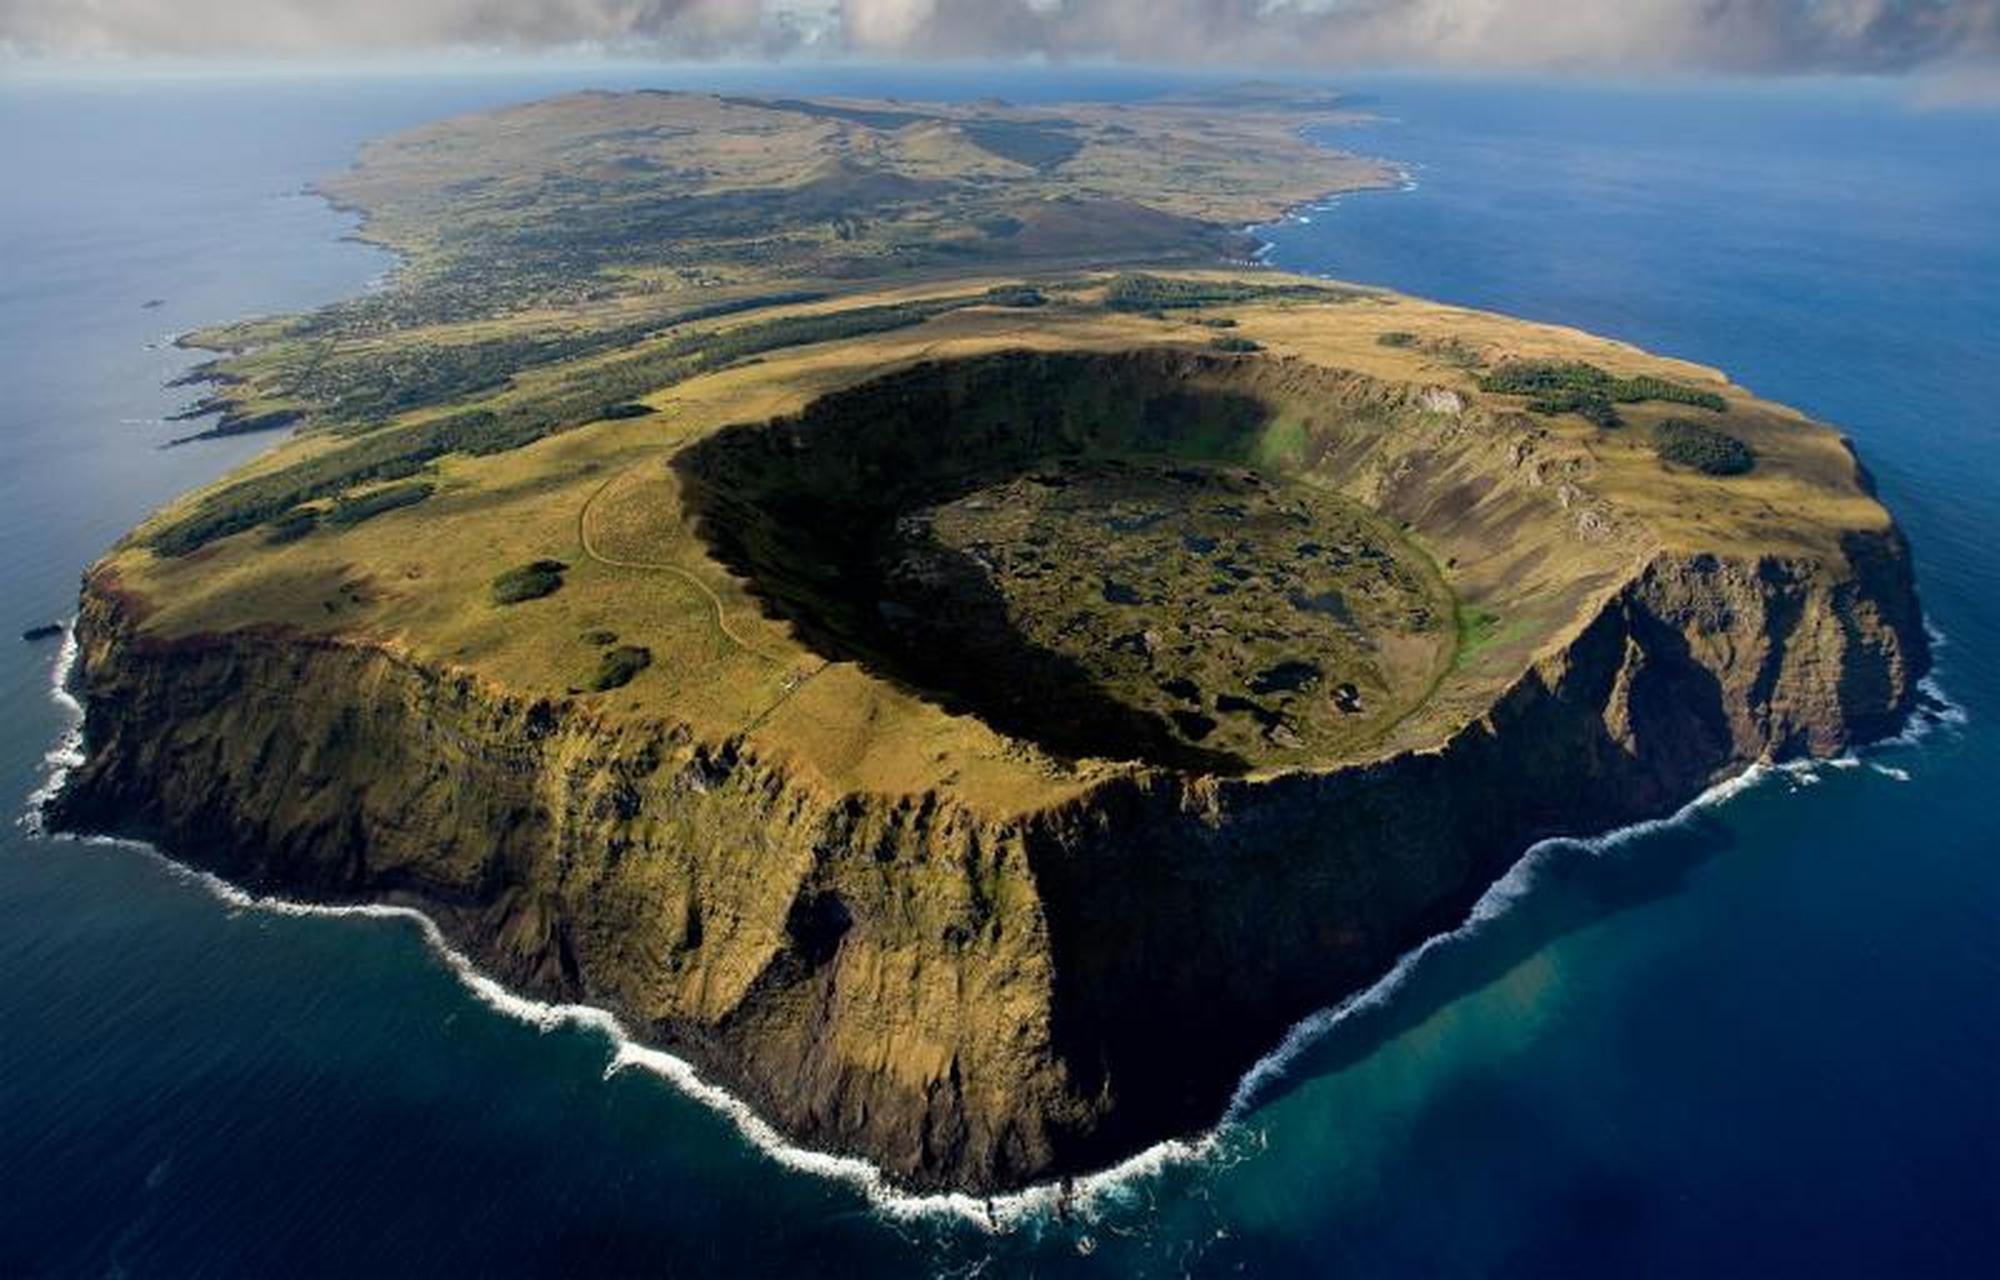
[673,349,1286,772]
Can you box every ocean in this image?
[0,67,1993,1277]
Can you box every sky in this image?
[1,0,1995,84]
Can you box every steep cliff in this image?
[51,523,1925,1192]
[48,281,1932,1193]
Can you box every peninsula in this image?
[52,86,1928,1194]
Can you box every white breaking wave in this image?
[1237,159,1418,276]
[1222,756,1795,1122]
[1877,625,1970,751]
[1219,636,1972,1123]
[16,615,1970,1230]
[19,619,84,837]
[16,618,1195,1229]
[1906,673,1971,738]
[35,822,1210,1232]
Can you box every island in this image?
[50,85,1928,1194]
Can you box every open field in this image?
[113,268,1892,812]
[129,84,1891,809]
[65,85,1929,1194]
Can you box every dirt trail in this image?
[577,463,830,727]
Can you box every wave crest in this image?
[18,616,1965,1229]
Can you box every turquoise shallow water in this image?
[0,70,1993,1277]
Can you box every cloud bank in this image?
[0,0,792,59]
[3,0,1994,74]
[850,0,1998,74]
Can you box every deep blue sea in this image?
[1,67,1993,1277]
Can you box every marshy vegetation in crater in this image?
[675,350,1454,773]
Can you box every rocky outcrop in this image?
[50,515,1927,1193]
[1021,529,1928,1173]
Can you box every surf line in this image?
[20,619,1965,1231]
[18,619,1200,1230]
[1235,122,1418,271]
[1229,635,1969,1120]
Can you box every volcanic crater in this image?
[58,289,1930,1195]
[676,349,1467,775]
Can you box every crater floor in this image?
[67,271,1927,1195]
[673,347,1487,777]
[41,74,1936,1199]
[99,282,1898,808]
[884,459,1452,771]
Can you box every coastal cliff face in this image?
[52,520,1926,1193]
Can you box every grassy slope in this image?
[68,88,1918,1197]
[115,87,1892,814]
[113,271,1890,815]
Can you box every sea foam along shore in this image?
[1229,117,1413,269]
[1240,160,1417,267]
[18,620,1964,1233]
[17,620,1210,1232]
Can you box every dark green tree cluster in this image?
[1101,273,1349,313]
[1651,418,1756,475]
[322,482,435,529]
[981,284,1047,307]
[591,645,653,691]
[148,296,978,557]
[599,402,656,420]
[491,560,569,605]
[1478,360,1726,428]
[262,509,321,545]
[295,292,828,429]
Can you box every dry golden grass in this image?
[113,271,1894,815]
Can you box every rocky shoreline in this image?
[50,518,1928,1192]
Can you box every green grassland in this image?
[112,86,1898,813]
[911,458,1451,768]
